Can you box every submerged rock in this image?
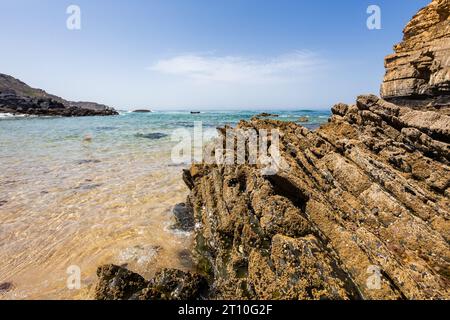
[171,202,195,232]
[133,109,152,113]
[77,159,101,165]
[298,116,309,122]
[135,132,169,140]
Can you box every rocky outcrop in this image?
[0,73,118,116]
[181,95,449,300]
[94,0,449,300]
[96,94,449,300]
[381,0,450,108]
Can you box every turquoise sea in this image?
[0,110,329,299]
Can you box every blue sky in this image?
[0,0,429,110]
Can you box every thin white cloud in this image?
[149,51,325,84]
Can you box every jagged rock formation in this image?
[94,0,449,300]
[381,0,450,109]
[0,73,118,116]
[96,94,449,300]
[182,94,449,300]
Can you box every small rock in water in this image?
[96,126,117,131]
[118,245,161,266]
[135,132,168,140]
[83,134,92,142]
[256,112,279,117]
[75,183,102,191]
[178,249,194,268]
[77,159,101,165]
[298,116,309,122]
[172,202,195,232]
[0,200,7,207]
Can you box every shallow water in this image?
[0,110,329,299]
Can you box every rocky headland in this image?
[95,0,449,300]
[0,73,118,117]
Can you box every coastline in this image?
[93,0,450,300]
[0,0,448,302]
[0,110,328,299]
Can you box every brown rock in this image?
[183,94,449,299]
[381,0,450,108]
[298,116,309,122]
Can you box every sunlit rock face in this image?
[381,0,450,108]
[95,0,450,300]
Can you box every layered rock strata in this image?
[95,0,450,300]
[181,95,449,300]
[381,0,450,109]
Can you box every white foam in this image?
[118,245,160,266]
[0,113,20,118]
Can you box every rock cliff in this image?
[95,0,449,300]
[0,73,118,116]
[381,0,450,109]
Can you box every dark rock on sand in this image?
[95,265,207,300]
[135,132,169,140]
[75,183,102,191]
[0,282,14,293]
[77,159,101,165]
[0,73,118,117]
